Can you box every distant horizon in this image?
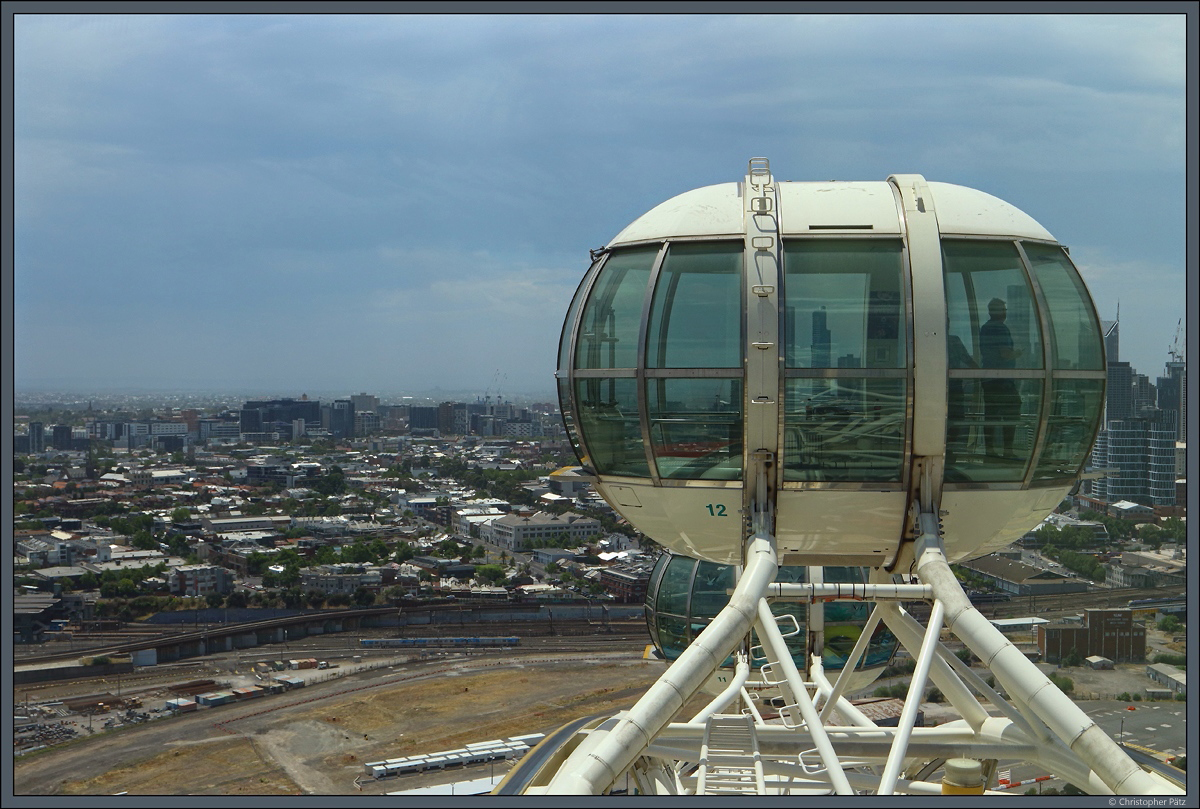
[12,384,560,406]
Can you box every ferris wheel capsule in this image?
[557,160,1106,567]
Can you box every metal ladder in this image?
[695,714,765,795]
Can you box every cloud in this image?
[12,13,1187,393]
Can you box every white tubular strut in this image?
[544,530,779,794]
[877,599,945,794]
[690,653,752,724]
[754,601,855,794]
[913,511,1183,796]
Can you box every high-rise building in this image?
[1105,361,1133,423]
[1132,373,1156,416]
[1100,317,1119,364]
[323,399,355,439]
[241,398,321,439]
[1157,360,1186,441]
[1093,412,1177,506]
[28,422,44,453]
[350,392,380,414]
[52,424,72,450]
[409,406,440,431]
[438,402,457,435]
[811,306,831,368]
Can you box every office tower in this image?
[811,306,831,368]
[28,422,44,453]
[241,398,322,438]
[1157,360,1185,441]
[1100,317,1119,364]
[1105,361,1133,423]
[351,392,380,414]
[52,424,72,450]
[324,399,355,439]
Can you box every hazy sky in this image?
[13,12,1190,399]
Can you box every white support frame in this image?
[531,516,1183,796]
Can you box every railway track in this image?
[15,585,1180,670]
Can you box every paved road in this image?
[997,700,1187,793]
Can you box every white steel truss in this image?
[519,514,1184,796]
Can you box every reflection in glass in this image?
[1033,379,1105,480]
[1023,242,1105,371]
[559,257,601,372]
[647,242,743,368]
[657,554,696,616]
[783,378,906,482]
[657,614,688,660]
[783,240,906,369]
[575,378,650,477]
[647,378,743,480]
[575,247,657,370]
[943,240,1043,370]
[691,562,735,621]
[945,378,1043,482]
[557,376,584,463]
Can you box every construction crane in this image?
[1168,318,1184,363]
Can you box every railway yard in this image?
[12,623,671,796]
[10,589,1189,796]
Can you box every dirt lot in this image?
[14,628,1185,796]
[13,652,683,796]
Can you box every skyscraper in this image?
[1100,317,1119,364]
[28,421,44,453]
[1157,360,1186,441]
[52,424,73,450]
[1105,361,1133,423]
[324,399,356,439]
[811,306,831,368]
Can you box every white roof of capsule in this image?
[608,179,1054,246]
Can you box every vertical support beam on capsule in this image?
[743,158,782,536]
[888,175,946,513]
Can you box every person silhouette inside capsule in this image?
[979,298,1022,459]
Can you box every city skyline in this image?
[14,13,1189,394]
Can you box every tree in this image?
[474,564,508,586]
[1061,648,1084,668]
[131,529,158,551]
[353,587,377,607]
[205,591,224,608]
[1157,615,1182,633]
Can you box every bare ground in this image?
[15,654,680,796]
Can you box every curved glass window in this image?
[1033,378,1105,481]
[782,378,906,482]
[575,247,657,370]
[647,378,743,480]
[657,554,696,616]
[647,242,743,368]
[559,257,602,373]
[1022,242,1105,370]
[943,240,1043,371]
[783,240,906,369]
[691,561,735,621]
[575,378,649,477]
[657,614,688,660]
[945,378,1043,482]
[557,377,584,463]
